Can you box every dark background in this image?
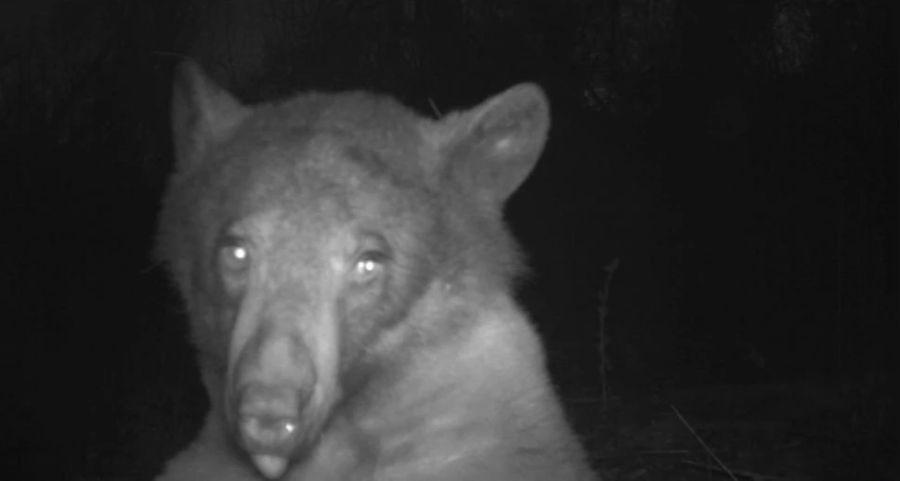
[2,1,896,480]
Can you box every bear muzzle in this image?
[230,330,322,478]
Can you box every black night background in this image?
[2,1,897,480]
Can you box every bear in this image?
[154,61,596,481]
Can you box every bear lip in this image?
[252,454,289,479]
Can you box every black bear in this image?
[155,62,595,480]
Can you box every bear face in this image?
[156,62,593,480]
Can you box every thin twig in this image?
[427,98,442,117]
[596,257,619,409]
[670,405,739,481]
[680,459,793,481]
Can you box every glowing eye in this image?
[219,240,251,273]
[353,252,385,281]
[358,259,375,273]
[229,245,248,261]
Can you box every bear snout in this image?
[229,329,322,477]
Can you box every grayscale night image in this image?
[2,1,896,480]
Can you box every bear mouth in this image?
[237,405,334,479]
[227,378,335,478]
[238,411,301,453]
[233,406,313,479]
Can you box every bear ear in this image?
[437,83,550,204]
[171,61,250,173]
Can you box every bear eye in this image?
[218,236,252,275]
[352,251,387,283]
